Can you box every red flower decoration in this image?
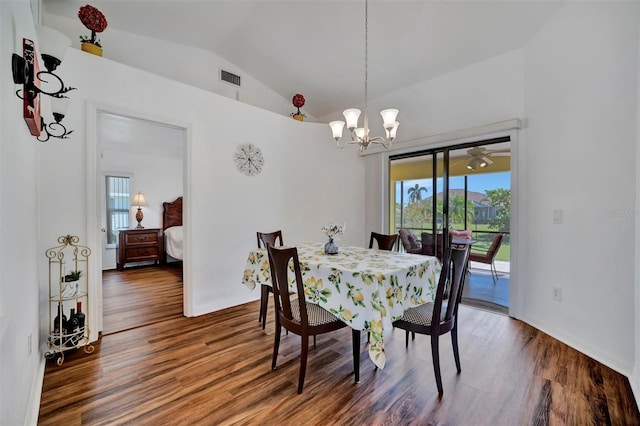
[78,5,108,32]
[78,4,108,46]
[292,94,305,109]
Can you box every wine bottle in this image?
[67,308,80,346]
[76,301,86,337]
[52,303,67,346]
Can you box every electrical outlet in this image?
[553,287,562,302]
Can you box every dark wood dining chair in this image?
[369,232,399,251]
[256,230,284,329]
[469,233,503,284]
[393,242,471,395]
[267,244,360,394]
[398,228,422,254]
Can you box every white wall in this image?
[320,49,525,143]
[635,4,640,405]
[42,13,314,122]
[37,47,365,318]
[364,0,640,388]
[0,2,46,425]
[521,0,638,376]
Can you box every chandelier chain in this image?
[328,0,398,150]
[364,0,369,141]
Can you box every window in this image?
[106,176,130,244]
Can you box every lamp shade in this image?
[50,96,70,115]
[386,122,399,140]
[329,121,345,140]
[132,192,148,207]
[343,109,361,130]
[380,109,399,128]
[36,26,71,63]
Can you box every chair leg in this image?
[271,323,281,370]
[313,335,316,348]
[405,330,409,347]
[451,326,461,373]
[259,284,269,328]
[431,333,443,395]
[352,329,361,383]
[298,334,309,394]
[491,262,498,285]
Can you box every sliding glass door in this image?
[390,137,511,275]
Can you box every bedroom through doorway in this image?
[98,112,186,334]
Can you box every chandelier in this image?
[329,0,399,151]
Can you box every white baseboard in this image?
[521,314,632,377]
[24,355,45,426]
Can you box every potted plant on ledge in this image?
[78,4,108,57]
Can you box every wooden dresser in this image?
[117,228,164,271]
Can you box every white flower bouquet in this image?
[321,222,346,240]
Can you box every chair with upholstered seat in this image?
[267,244,360,394]
[420,232,445,259]
[398,228,422,254]
[369,232,399,251]
[393,241,470,395]
[256,230,284,329]
[469,233,503,284]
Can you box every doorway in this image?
[98,112,186,334]
[390,137,511,313]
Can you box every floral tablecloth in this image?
[242,243,441,369]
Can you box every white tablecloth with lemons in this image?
[242,243,441,369]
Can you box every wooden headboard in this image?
[162,196,183,231]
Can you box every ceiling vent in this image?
[220,69,241,87]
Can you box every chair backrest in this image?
[431,243,470,331]
[266,245,307,330]
[369,232,398,251]
[420,233,445,259]
[486,233,503,260]
[398,229,420,251]
[257,230,284,249]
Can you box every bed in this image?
[162,196,183,262]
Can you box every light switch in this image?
[553,209,563,224]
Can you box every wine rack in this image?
[45,235,94,365]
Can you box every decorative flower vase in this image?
[61,279,79,298]
[81,42,103,57]
[324,238,338,255]
[293,113,304,122]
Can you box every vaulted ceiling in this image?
[43,0,564,120]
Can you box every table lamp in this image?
[132,192,149,228]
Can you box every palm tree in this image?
[449,194,475,226]
[407,184,428,204]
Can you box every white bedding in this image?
[164,226,183,260]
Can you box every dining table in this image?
[242,242,442,369]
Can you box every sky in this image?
[397,171,510,204]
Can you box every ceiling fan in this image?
[459,146,510,171]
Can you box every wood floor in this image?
[39,269,640,425]
[102,264,183,334]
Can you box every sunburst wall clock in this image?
[234,143,264,176]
